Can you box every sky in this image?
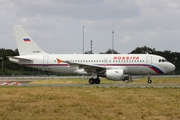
[1,0,180,54]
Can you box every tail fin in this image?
[13,25,47,56]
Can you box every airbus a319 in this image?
[8,25,175,84]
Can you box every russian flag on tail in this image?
[23,37,31,42]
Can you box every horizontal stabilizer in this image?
[7,56,33,61]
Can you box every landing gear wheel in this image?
[94,78,100,84]
[89,78,95,84]
[147,74,152,84]
[148,79,152,84]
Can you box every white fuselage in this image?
[10,54,175,76]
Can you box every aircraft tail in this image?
[13,25,47,56]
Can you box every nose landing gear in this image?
[147,74,152,84]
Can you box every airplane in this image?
[8,25,175,84]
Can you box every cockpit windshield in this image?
[159,59,168,62]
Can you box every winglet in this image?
[56,58,62,64]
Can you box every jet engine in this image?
[105,69,124,80]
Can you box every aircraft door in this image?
[146,56,152,66]
[43,56,49,67]
[104,58,108,68]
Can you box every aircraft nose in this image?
[167,63,176,72]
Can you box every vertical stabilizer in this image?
[13,25,47,56]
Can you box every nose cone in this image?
[167,63,176,73]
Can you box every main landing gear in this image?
[147,74,152,84]
[89,78,100,84]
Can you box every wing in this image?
[57,58,106,73]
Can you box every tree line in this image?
[0,46,179,76]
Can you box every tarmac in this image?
[0,81,180,88]
[0,76,180,88]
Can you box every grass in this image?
[0,86,180,120]
[0,77,180,120]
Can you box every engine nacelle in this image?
[106,69,124,80]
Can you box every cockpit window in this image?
[159,59,168,62]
